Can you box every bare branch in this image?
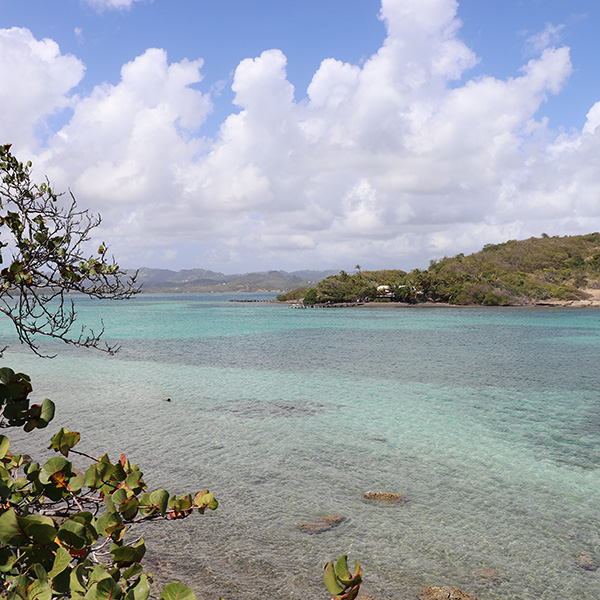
[0,144,140,356]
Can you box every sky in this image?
[1,0,600,274]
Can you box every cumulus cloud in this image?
[0,28,84,150]
[1,0,599,272]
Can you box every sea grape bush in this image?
[323,555,362,600]
[0,367,361,600]
[0,367,218,600]
[0,146,218,599]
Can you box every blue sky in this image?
[1,0,600,273]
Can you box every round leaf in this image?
[159,583,196,600]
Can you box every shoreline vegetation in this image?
[276,233,600,308]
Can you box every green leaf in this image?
[341,587,360,600]
[70,564,90,594]
[0,434,10,459]
[31,563,48,582]
[0,368,16,386]
[67,470,85,494]
[85,461,116,490]
[111,488,128,506]
[334,555,352,585]
[121,563,143,581]
[57,519,89,551]
[323,562,344,596]
[118,496,139,521]
[67,512,98,546]
[97,512,125,541]
[48,428,80,457]
[37,398,55,427]
[149,489,169,516]
[0,546,18,573]
[40,456,70,481]
[110,539,146,568]
[48,546,72,578]
[25,579,52,600]
[125,471,144,493]
[138,493,154,516]
[51,569,72,595]
[6,574,30,600]
[334,555,361,587]
[0,508,28,545]
[86,576,123,600]
[193,491,218,510]
[131,574,150,600]
[2,399,28,424]
[159,583,196,600]
[71,512,94,526]
[19,514,57,546]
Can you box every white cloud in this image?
[83,0,146,11]
[2,0,600,273]
[525,23,565,55]
[0,27,84,150]
[41,48,211,207]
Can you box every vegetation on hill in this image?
[278,233,600,305]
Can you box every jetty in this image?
[229,299,276,303]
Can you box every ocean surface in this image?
[2,294,599,600]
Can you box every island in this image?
[277,233,600,307]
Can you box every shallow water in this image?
[3,295,599,599]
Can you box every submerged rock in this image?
[471,568,500,581]
[417,586,481,600]
[297,514,346,534]
[576,551,599,571]
[362,491,406,503]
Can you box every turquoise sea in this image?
[2,294,599,600]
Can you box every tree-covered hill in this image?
[130,268,336,293]
[278,233,600,306]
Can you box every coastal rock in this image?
[362,491,406,503]
[471,568,500,581]
[576,551,599,571]
[297,514,346,534]
[417,586,481,600]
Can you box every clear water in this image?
[2,295,599,600]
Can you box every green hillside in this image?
[131,268,335,293]
[278,233,600,305]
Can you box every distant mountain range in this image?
[128,267,337,293]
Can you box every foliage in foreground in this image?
[323,556,362,600]
[0,365,359,599]
[0,366,218,600]
[0,145,215,599]
[279,233,600,305]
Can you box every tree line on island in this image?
[278,233,600,306]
